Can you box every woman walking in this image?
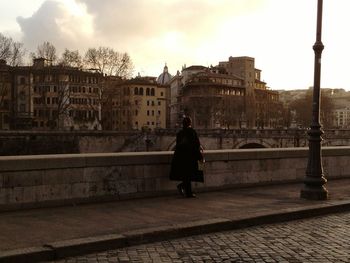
[170,116,203,198]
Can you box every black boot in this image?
[177,183,184,196]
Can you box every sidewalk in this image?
[1,178,350,262]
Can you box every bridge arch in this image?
[233,139,274,149]
[239,143,266,149]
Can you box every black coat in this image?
[169,127,202,181]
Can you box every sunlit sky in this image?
[0,0,349,90]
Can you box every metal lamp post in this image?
[300,0,328,200]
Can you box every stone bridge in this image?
[156,128,350,151]
[0,129,349,155]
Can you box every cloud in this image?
[75,0,265,74]
[15,0,266,75]
[11,0,350,89]
[78,0,263,47]
[17,0,92,53]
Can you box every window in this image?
[158,101,161,106]
[139,87,144,95]
[147,110,150,116]
[3,100,8,110]
[20,104,25,112]
[151,88,155,96]
[146,88,150,96]
[151,101,154,106]
[134,87,139,95]
[160,92,164,96]
[19,91,25,100]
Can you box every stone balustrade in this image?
[1,147,350,211]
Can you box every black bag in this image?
[191,160,205,182]
[191,170,204,182]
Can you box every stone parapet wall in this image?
[1,147,350,211]
[2,129,350,155]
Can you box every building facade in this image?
[169,56,283,129]
[102,76,169,131]
[0,60,11,130]
[3,58,103,130]
[333,108,350,128]
[181,69,246,129]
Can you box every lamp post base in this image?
[300,186,328,200]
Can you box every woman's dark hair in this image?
[182,116,192,128]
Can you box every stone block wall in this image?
[1,147,350,211]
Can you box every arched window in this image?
[134,87,138,95]
[150,88,155,96]
[139,87,144,95]
[146,88,150,96]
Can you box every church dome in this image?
[157,64,172,85]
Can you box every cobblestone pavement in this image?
[52,212,350,263]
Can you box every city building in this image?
[101,75,124,130]
[4,58,103,130]
[102,75,169,131]
[0,60,11,130]
[181,67,246,129]
[1,56,284,132]
[333,108,350,128]
[169,56,283,129]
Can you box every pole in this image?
[300,0,328,200]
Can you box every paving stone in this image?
[51,211,350,262]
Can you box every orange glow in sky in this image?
[0,0,349,90]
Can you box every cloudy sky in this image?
[0,0,349,90]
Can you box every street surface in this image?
[51,211,350,263]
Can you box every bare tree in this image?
[0,33,25,66]
[0,33,12,61]
[59,49,82,68]
[9,41,26,66]
[84,46,133,77]
[37,79,72,130]
[83,47,133,129]
[289,89,334,128]
[54,82,72,129]
[32,41,57,63]
[183,96,222,129]
[220,96,245,129]
[0,83,9,109]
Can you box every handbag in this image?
[191,160,205,182]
